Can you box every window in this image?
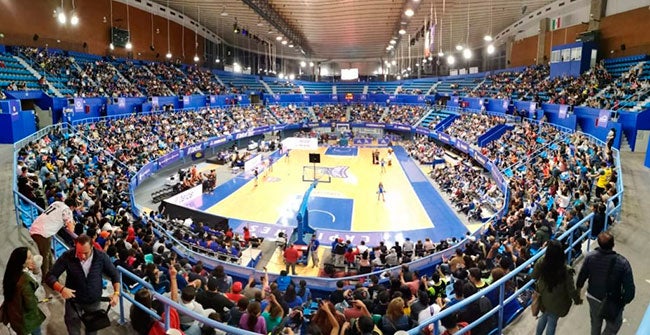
[551,50,561,63]
[571,47,582,61]
[561,49,571,62]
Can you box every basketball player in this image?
[380,158,386,174]
[377,182,386,201]
[268,156,273,172]
[254,168,259,187]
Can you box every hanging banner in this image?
[596,110,609,128]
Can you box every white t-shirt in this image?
[417,303,444,331]
[29,201,73,238]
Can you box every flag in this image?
[550,17,562,31]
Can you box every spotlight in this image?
[463,48,472,59]
[407,67,411,71]
[455,44,463,51]
[438,50,444,57]
[276,36,283,41]
[447,55,455,65]
[281,40,288,45]
[487,44,495,54]
[288,44,294,48]
[391,60,397,65]
[300,61,306,67]
[405,9,414,17]
[289,74,295,80]
[309,62,314,67]
[390,40,396,45]
[57,11,66,24]
[166,52,172,59]
[125,41,132,50]
[215,58,221,63]
[399,29,406,35]
[70,13,79,26]
[193,55,199,62]
[484,35,493,42]
[278,73,285,79]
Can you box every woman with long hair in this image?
[239,301,266,334]
[532,240,582,335]
[380,297,412,335]
[2,247,45,335]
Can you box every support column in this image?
[505,36,515,67]
[537,19,549,65]
[588,0,607,31]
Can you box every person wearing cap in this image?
[225,281,246,303]
[29,197,77,277]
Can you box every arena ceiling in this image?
[157,0,558,61]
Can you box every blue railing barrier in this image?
[11,112,625,333]
[117,266,262,335]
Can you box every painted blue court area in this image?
[307,196,353,231]
[392,146,469,241]
[325,146,358,156]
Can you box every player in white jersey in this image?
[29,198,77,276]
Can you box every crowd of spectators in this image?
[313,105,347,122]
[442,113,506,144]
[383,105,429,125]
[405,136,445,164]
[230,106,280,130]
[19,47,74,78]
[584,67,650,110]
[348,104,385,123]
[117,61,172,97]
[186,66,227,95]
[68,60,141,97]
[76,108,234,171]
[147,62,201,96]
[268,105,313,124]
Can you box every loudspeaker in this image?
[33,34,39,41]
[621,44,626,51]
[309,153,321,164]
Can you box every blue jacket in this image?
[46,248,120,304]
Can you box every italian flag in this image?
[551,17,562,31]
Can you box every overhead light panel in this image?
[463,48,472,59]
[405,9,414,17]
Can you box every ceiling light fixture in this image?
[463,48,472,59]
[276,36,283,41]
[447,55,455,65]
[484,35,493,42]
[438,50,444,57]
[399,29,406,35]
[166,0,171,59]
[57,3,67,24]
[390,40,397,45]
[281,40,288,45]
[405,9,414,17]
[487,44,495,54]
[456,44,463,51]
[125,0,131,50]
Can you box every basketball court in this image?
[182,144,469,247]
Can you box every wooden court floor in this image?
[205,146,435,233]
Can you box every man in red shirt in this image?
[224,281,246,303]
[283,244,300,275]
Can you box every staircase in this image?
[71,60,98,88]
[144,65,174,96]
[472,78,487,92]
[426,82,441,95]
[394,85,401,95]
[260,80,274,94]
[13,56,63,97]
[299,85,306,94]
[362,85,369,94]
[332,85,337,94]
[214,74,226,87]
